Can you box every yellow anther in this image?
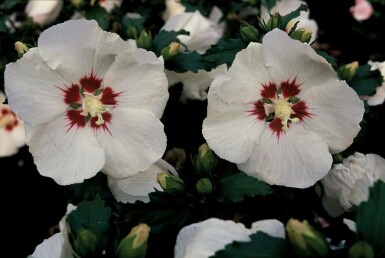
[0,114,13,128]
[81,93,109,125]
[274,98,299,131]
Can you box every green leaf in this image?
[265,0,278,10]
[210,231,292,258]
[152,29,189,54]
[349,64,383,96]
[85,5,109,30]
[356,180,385,257]
[67,197,111,240]
[165,51,214,73]
[281,3,308,30]
[202,38,248,67]
[316,50,337,69]
[217,172,273,202]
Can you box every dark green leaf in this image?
[281,3,308,30]
[152,29,189,54]
[165,51,214,73]
[349,64,383,96]
[85,5,109,30]
[3,0,24,10]
[217,172,273,202]
[356,180,385,257]
[316,50,337,69]
[265,0,278,10]
[202,38,248,67]
[210,231,292,258]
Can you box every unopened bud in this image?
[240,21,259,42]
[161,42,181,60]
[196,178,213,195]
[267,13,281,31]
[157,172,186,194]
[116,224,150,258]
[71,0,84,8]
[286,219,329,258]
[126,25,138,39]
[195,143,218,175]
[73,228,99,257]
[348,241,374,258]
[290,28,312,43]
[14,41,29,58]
[338,61,359,82]
[136,30,152,50]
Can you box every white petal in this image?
[174,218,252,258]
[28,233,63,258]
[26,115,105,185]
[25,0,63,27]
[368,153,385,181]
[96,108,167,178]
[213,43,271,104]
[0,121,25,157]
[262,29,337,90]
[238,124,332,188]
[203,92,265,163]
[103,48,169,118]
[38,19,134,82]
[0,91,5,103]
[301,81,364,153]
[108,159,176,203]
[250,219,286,239]
[4,48,68,126]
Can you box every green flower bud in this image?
[14,41,29,58]
[290,28,313,43]
[338,61,359,82]
[136,30,152,50]
[71,0,84,8]
[286,219,329,258]
[116,224,150,258]
[267,13,281,31]
[157,172,186,194]
[73,228,100,257]
[126,25,138,39]
[240,21,259,42]
[348,241,374,258]
[195,143,218,175]
[196,178,213,195]
[161,42,181,60]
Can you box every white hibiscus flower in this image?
[174,218,285,258]
[260,0,318,43]
[4,20,168,185]
[25,0,63,27]
[202,29,364,188]
[0,91,26,157]
[321,152,385,217]
[360,60,385,106]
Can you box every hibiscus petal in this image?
[28,233,63,258]
[26,115,105,185]
[103,49,168,118]
[203,92,265,163]
[96,108,167,178]
[38,19,134,82]
[262,29,337,91]
[238,124,332,188]
[4,48,68,126]
[300,81,364,153]
[250,219,286,239]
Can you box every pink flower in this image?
[350,0,374,22]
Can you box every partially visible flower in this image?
[350,0,373,22]
[0,91,26,157]
[162,0,186,21]
[25,0,63,27]
[165,64,228,102]
[5,20,168,185]
[161,10,223,53]
[97,0,122,12]
[108,159,177,203]
[321,152,385,217]
[360,61,385,106]
[260,0,319,43]
[202,29,364,188]
[174,218,285,258]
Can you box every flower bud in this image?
[266,13,281,31]
[161,42,181,60]
[116,224,150,258]
[136,30,152,50]
[157,172,186,194]
[73,228,99,257]
[286,219,329,258]
[348,241,374,258]
[70,0,84,8]
[240,21,259,42]
[338,61,359,82]
[14,41,29,58]
[126,25,138,39]
[290,28,313,43]
[195,143,218,175]
[196,178,213,195]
